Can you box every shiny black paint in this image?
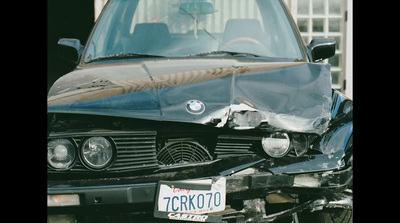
[47,58,353,210]
[48,59,332,135]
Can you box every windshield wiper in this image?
[188,51,262,58]
[86,53,165,63]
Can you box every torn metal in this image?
[48,59,332,135]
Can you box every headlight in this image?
[291,134,309,156]
[261,132,290,158]
[48,139,76,170]
[81,137,114,169]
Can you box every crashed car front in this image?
[47,0,353,222]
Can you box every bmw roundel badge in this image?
[186,100,205,115]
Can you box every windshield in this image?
[83,0,304,63]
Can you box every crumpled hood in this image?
[48,59,332,134]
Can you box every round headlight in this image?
[81,137,114,169]
[48,139,76,170]
[261,132,290,158]
[291,134,309,156]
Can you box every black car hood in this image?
[48,58,332,134]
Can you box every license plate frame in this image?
[153,177,226,222]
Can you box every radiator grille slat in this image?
[215,135,260,158]
[110,133,158,170]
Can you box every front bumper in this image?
[48,164,352,222]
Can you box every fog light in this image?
[47,215,76,223]
[48,194,80,207]
[261,132,290,158]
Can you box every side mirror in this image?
[308,38,336,62]
[57,38,83,64]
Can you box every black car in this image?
[47,0,353,222]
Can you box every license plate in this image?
[154,177,226,222]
